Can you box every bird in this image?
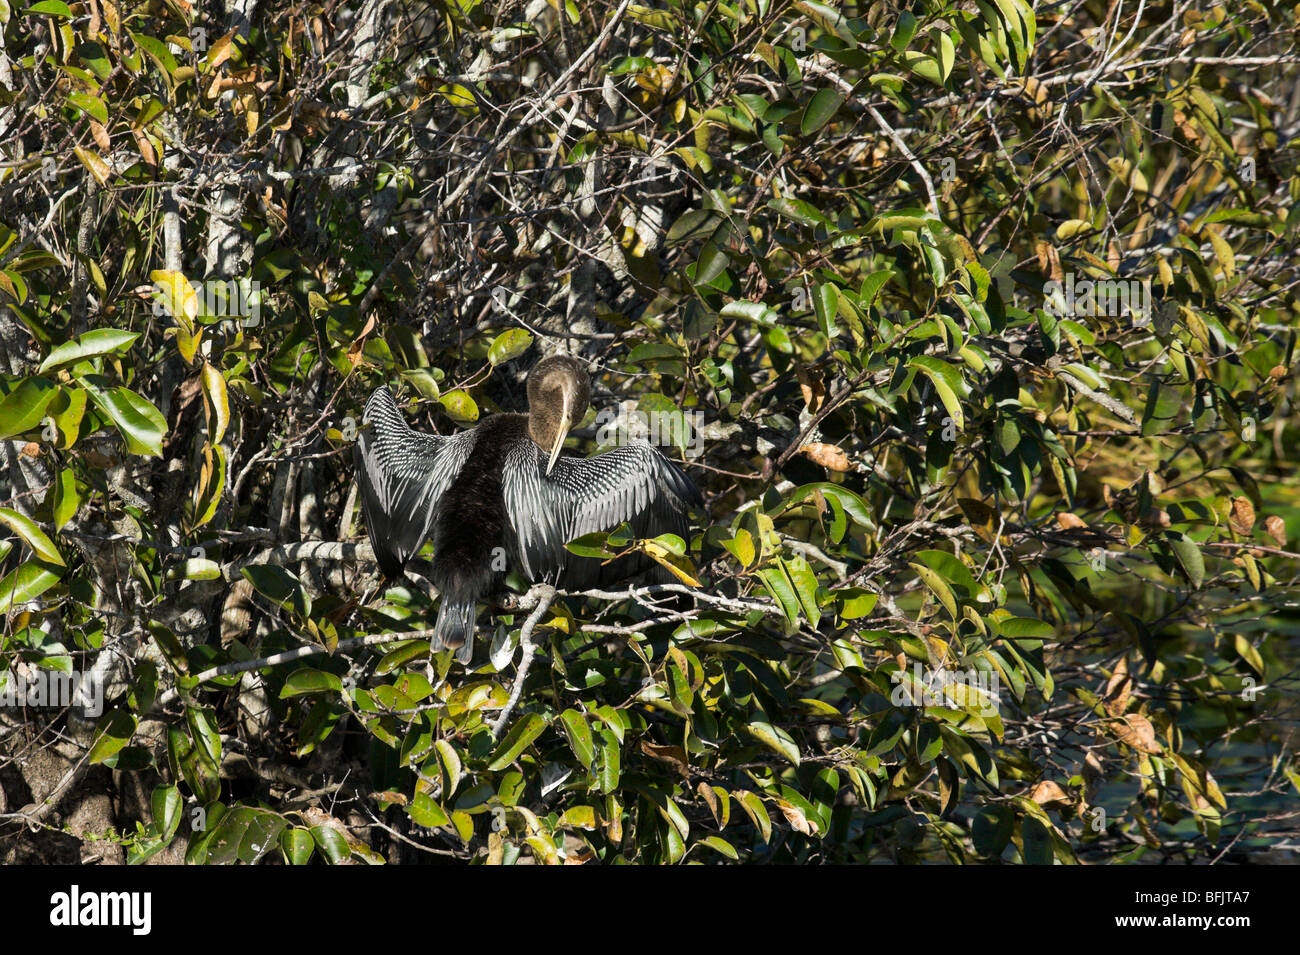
[353,354,702,663]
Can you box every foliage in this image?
[1,0,1298,864]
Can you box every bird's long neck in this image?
[527,393,569,453]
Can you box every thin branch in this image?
[490,583,557,740]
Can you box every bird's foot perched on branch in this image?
[489,583,557,740]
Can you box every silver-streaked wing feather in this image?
[354,386,476,577]
[499,440,572,583]
[501,440,701,588]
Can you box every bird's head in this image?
[526,354,592,475]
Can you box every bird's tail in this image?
[432,595,476,664]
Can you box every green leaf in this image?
[565,531,613,558]
[936,31,956,81]
[407,792,451,828]
[1167,531,1205,589]
[435,740,462,795]
[746,721,801,766]
[310,825,351,864]
[734,790,772,843]
[0,560,61,614]
[597,728,621,793]
[438,389,479,424]
[280,828,315,865]
[68,92,108,125]
[838,588,878,620]
[1232,633,1264,677]
[972,805,1014,856]
[487,713,547,771]
[80,380,167,457]
[667,208,719,245]
[559,709,595,769]
[908,356,965,431]
[0,377,56,439]
[1141,379,1181,436]
[859,269,893,309]
[914,549,979,596]
[25,0,72,15]
[52,468,80,530]
[698,835,738,860]
[794,1,857,43]
[720,300,780,327]
[813,283,838,336]
[1020,816,1055,864]
[891,10,918,50]
[279,668,344,698]
[88,708,137,764]
[782,554,821,625]
[758,564,800,625]
[721,528,755,568]
[242,564,310,617]
[910,561,958,617]
[488,329,533,365]
[997,616,1054,639]
[801,88,844,136]
[130,30,179,77]
[151,784,183,841]
[0,507,64,565]
[695,240,730,286]
[200,360,230,444]
[44,387,88,449]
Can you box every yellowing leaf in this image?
[1056,219,1092,240]
[74,146,112,185]
[201,361,230,444]
[150,270,199,325]
[641,539,701,587]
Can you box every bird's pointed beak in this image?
[545,428,564,475]
[545,390,571,476]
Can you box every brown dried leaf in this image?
[1028,780,1072,808]
[774,798,815,835]
[1229,496,1256,535]
[563,844,595,865]
[1083,750,1104,782]
[1055,512,1087,530]
[1264,515,1286,547]
[640,741,690,777]
[697,781,719,825]
[1103,657,1132,716]
[89,120,111,151]
[1034,239,1063,282]
[1112,713,1161,754]
[795,362,826,413]
[131,128,157,168]
[800,442,851,471]
[347,312,378,367]
[809,488,828,517]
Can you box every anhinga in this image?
[354,355,702,663]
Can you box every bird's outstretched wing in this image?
[501,440,702,589]
[354,387,477,578]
